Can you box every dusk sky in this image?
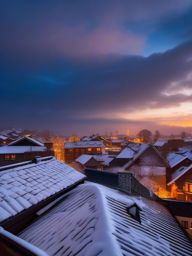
[1,0,192,135]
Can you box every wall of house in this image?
[84,158,100,169]
[0,151,54,167]
[64,147,102,163]
[127,148,168,197]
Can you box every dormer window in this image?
[126,203,142,223]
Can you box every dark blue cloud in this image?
[0,1,192,134]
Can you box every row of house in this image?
[73,140,192,201]
[0,156,191,255]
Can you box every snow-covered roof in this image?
[0,157,85,222]
[178,148,192,161]
[76,154,94,165]
[0,135,7,140]
[168,163,192,185]
[17,183,192,256]
[116,147,135,159]
[123,144,150,169]
[65,141,104,149]
[167,153,188,168]
[0,145,46,154]
[154,139,167,147]
[76,154,114,166]
[94,154,114,166]
[8,136,44,147]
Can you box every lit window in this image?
[87,148,92,152]
[181,220,188,229]
[11,154,16,160]
[185,183,192,193]
[96,148,101,152]
[5,155,10,160]
[5,154,16,160]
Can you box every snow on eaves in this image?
[167,153,187,168]
[0,158,85,222]
[168,163,192,185]
[18,183,192,256]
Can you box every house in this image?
[0,135,8,146]
[154,138,185,155]
[109,144,138,167]
[75,154,114,171]
[108,144,169,197]
[167,163,192,201]
[64,141,104,163]
[75,154,100,169]
[0,136,54,166]
[0,156,85,233]
[122,145,169,197]
[1,182,192,255]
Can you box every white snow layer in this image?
[18,183,192,256]
[0,158,85,222]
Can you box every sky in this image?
[0,0,192,135]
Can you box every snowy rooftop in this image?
[116,147,135,159]
[154,139,167,147]
[0,157,85,222]
[168,163,192,185]
[64,141,104,149]
[94,154,114,166]
[8,136,44,147]
[167,153,188,168]
[16,183,192,256]
[0,135,7,140]
[178,148,192,161]
[123,144,150,169]
[0,145,46,154]
[76,154,94,165]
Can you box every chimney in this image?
[32,156,41,164]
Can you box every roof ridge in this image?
[81,184,122,256]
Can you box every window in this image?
[181,220,188,229]
[87,148,92,152]
[96,148,101,152]
[5,154,16,160]
[185,183,192,193]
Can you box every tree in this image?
[138,129,152,143]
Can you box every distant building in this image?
[75,154,114,170]
[0,136,54,166]
[64,141,104,163]
[108,143,169,198]
[0,135,7,146]
[154,138,186,155]
[75,154,100,169]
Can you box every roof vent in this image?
[32,156,41,164]
[126,203,142,223]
